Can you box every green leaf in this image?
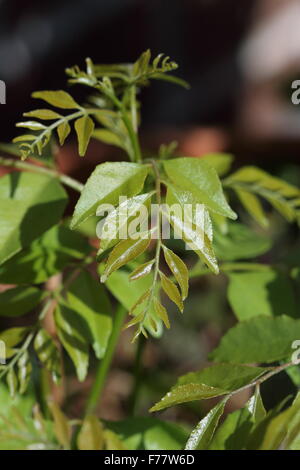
[6,368,18,398]
[34,329,61,384]
[71,162,149,229]
[178,364,267,392]
[185,398,228,450]
[165,185,219,273]
[130,260,154,281]
[200,153,234,176]
[66,270,112,359]
[247,386,266,423]
[48,401,71,449]
[0,224,91,285]
[74,115,95,156]
[209,405,253,450]
[153,298,170,329]
[0,287,43,317]
[226,166,300,223]
[0,172,67,265]
[259,394,300,450]
[103,268,162,338]
[159,271,184,312]
[92,129,124,148]
[150,383,226,412]
[235,188,269,228]
[0,327,30,348]
[213,222,271,261]
[16,121,46,131]
[57,121,71,146]
[103,430,126,450]
[32,90,79,109]
[101,234,151,283]
[210,315,300,364]
[107,417,189,450]
[227,270,297,320]
[163,157,237,219]
[23,109,63,120]
[162,246,189,300]
[17,351,32,394]
[54,303,89,382]
[98,192,153,255]
[77,416,104,450]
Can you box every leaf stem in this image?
[84,304,127,415]
[0,156,84,192]
[228,361,299,400]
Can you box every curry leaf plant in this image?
[0,50,299,450]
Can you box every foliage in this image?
[0,50,299,450]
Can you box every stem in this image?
[104,89,142,163]
[139,159,162,328]
[130,85,138,133]
[0,156,83,192]
[228,361,299,400]
[85,305,127,415]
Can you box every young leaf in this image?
[153,298,170,329]
[74,115,95,156]
[57,121,71,146]
[48,401,71,449]
[225,166,300,223]
[234,188,269,228]
[0,327,30,349]
[210,315,300,364]
[103,430,126,450]
[247,386,266,423]
[6,368,18,398]
[101,234,151,283]
[16,121,46,131]
[65,271,112,359]
[159,271,184,312]
[165,185,219,274]
[98,192,153,255]
[34,329,61,384]
[162,245,189,300]
[77,416,104,451]
[93,129,124,148]
[0,172,67,265]
[23,109,63,120]
[163,157,237,219]
[185,398,228,450]
[32,90,80,109]
[17,351,32,394]
[103,268,162,338]
[129,259,155,281]
[54,303,89,382]
[70,162,149,229]
[0,286,43,317]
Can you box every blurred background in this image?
[1,0,300,427]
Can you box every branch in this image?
[0,156,84,192]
